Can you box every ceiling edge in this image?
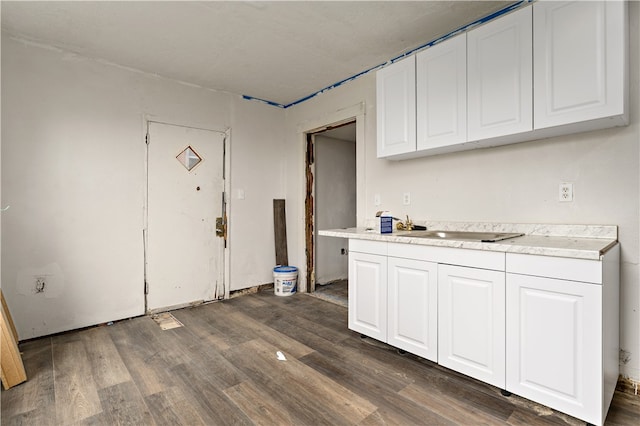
[242,0,532,109]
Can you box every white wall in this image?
[284,2,640,381]
[227,99,286,291]
[1,36,284,338]
[315,134,356,284]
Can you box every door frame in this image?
[143,118,231,313]
[301,103,365,293]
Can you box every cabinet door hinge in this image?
[144,281,149,295]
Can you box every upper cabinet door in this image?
[376,56,416,158]
[467,7,532,141]
[416,34,467,150]
[534,1,628,129]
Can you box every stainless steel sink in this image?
[405,230,524,242]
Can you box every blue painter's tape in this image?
[242,95,286,108]
[243,0,532,109]
[387,0,532,64]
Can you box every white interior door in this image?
[146,122,225,312]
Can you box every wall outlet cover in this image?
[559,182,574,202]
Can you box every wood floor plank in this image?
[228,291,349,332]
[51,339,103,424]
[255,305,352,346]
[300,349,454,425]
[145,386,208,426]
[344,336,518,422]
[1,338,55,421]
[0,406,58,426]
[174,299,317,360]
[171,301,253,348]
[222,338,377,425]
[605,391,640,425]
[169,363,254,425]
[158,327,249,390]
[506,405,581,426]
[83,326,132,390]
[399,382,507,425]
[356,389,456,426]
[299,346,413,395]
[224,380,295,426]
[108,318,175,396]
[95,381,155,425]
[123,316,194,367]
[166,305,232,352]
[225,310,315,358]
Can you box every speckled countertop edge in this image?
[319,223,618,261]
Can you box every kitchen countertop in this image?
[319,223,618,261]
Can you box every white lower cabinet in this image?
[348,240,438,361]
[505,247,620,426]
[506,274,600,423]
[347,238,619,425]
[438,264,506,388]
[348,249,387,342]
[387,257,438,362]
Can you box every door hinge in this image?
[215,216,227,239]
[144,281,149,295]
[145,132,149,145]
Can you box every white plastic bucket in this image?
[273,266,298,297]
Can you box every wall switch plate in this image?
[403,192,411,205]
[559,182,573,202]
[374,194,381,206]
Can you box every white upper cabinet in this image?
[416,34,467,150]
[376,56,416,158]
[533,0,628,130]
[375,1,628,160]
[467,6,532,141]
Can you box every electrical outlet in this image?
[403,192,411,205]
[374,194,381,206]
[559,182,574,202]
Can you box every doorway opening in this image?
[305,120,356,307]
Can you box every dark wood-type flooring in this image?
[2,288,639,425]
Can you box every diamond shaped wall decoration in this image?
[176,146,202,171]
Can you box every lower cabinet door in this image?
[506,273,601,425]
[438,264,505,388]
[348,251,387,341]
[387,257,438,362]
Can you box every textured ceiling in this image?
[1,1,515,107]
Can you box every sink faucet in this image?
[405,215,414,230]
[396,215,414,231]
